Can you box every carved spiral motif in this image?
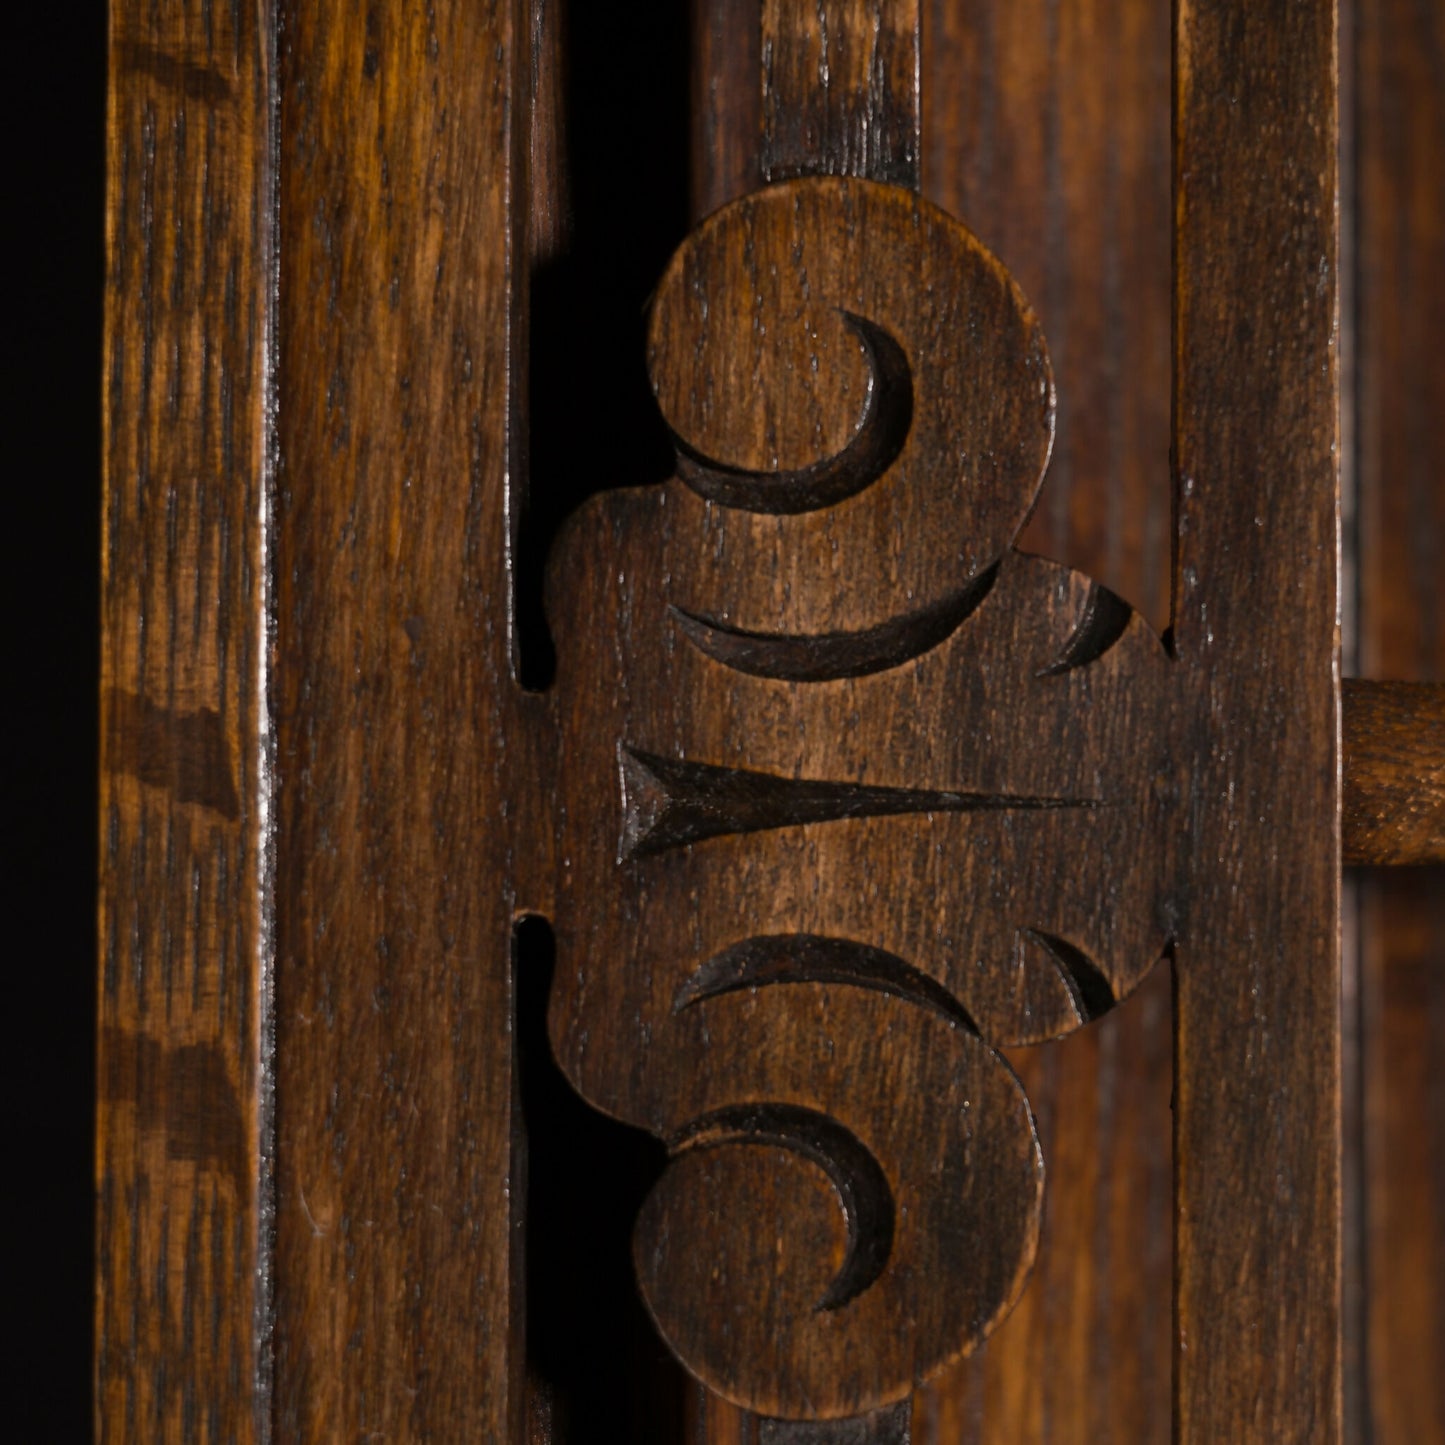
[545,178,1176,1419]
[648,177,1055,642]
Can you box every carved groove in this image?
[1020,928,1117,1023]
[674,933,980,1035]
[620,746,1100,860]
[672,312,913,515]
[670,1103,895,1311]
[1036,581,1132,676]
[672,564,998,680]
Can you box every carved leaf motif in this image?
[545,177,1179,1420]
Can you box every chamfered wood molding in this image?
[1343,680,1445,865]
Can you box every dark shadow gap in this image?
[517,0,693,690]
[515,915,686,1442]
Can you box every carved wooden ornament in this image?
[545,177,1179,1420]
[98,0,1349,1436]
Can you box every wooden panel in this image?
[924,0,1173,630]
[1172,1,1341,1440]
[1355,0,1445,1435]
[96,2,1362,1441]
[272,3,535,1439]
[1342,681,1445,866]
[919,3,1174,1437]
[97,1,275,1441]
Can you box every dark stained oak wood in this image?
[98,2,276,1440]
[98,0,1403,1440]
[271,2,541,1439]
[1342,681,1445,865]
[545,177,1182,1421]
[538,2,1340,1434]
[648,5,1165,1434]
[762,0,920,190]
[1358,869,1445,1445]
[919,3,1175,1437]
[1354,0,1445,1434]
[1172,0,1341,1439]
[924,0,1174,632]
[680,2,1176,1438]
[694,0,763,219]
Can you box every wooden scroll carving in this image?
[545,177,1179,1420]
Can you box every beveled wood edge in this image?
[98,2,278,1440]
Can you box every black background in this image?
[11,2,105,1438]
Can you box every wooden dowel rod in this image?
[1343,679,1445,865]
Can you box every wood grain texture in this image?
[924,0,1174,633]
[545,172,1181,1422]
[1355,0,1445,1434]
[675,1,1176,1436]
[1172,1,1341,1440]
[694,0,763,218]
[679,15,929,1427]
[1342,681,1445,865]
[1358,872,1445,1444]
[97,0,1367,1438]
[762,0,920,189]
[271,2,540,1439]
[918,3,1174,1436]
[98,2,275,1440]
[542,6,1342,1432]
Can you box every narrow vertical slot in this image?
[514,914,686,1441]
[516,0,693,691]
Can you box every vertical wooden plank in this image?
[1355,0,1445,1436]
[1359,872,1445,1443]
[1172,1,1341,1440]
[693,0,762,218]
[920,3,1173,1436]
[272,2,534,1440]
[924,0,1173,633]
[1334,5,1363,1433]
[762,0,920,189]
[684,5,1174,1439]
[98,1,276,1440]
[1356,1,1445,682]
